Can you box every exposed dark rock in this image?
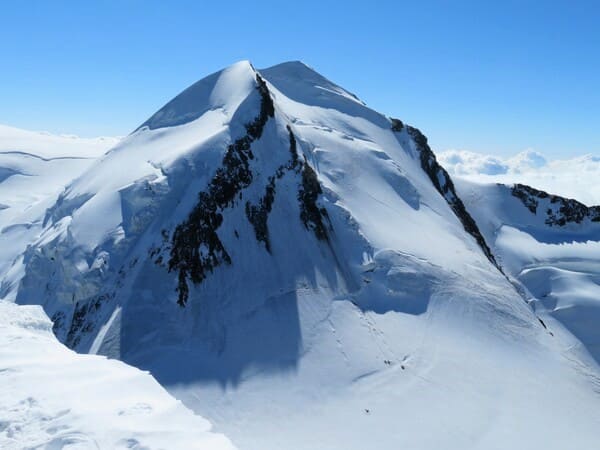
[298,160,330,242]
[511,184,539,213]
[246,125,303,252]
[167,75,331,306]
[51,311,66,336]
[65,293,113,349]
[246,176,277,252]
[168,74,275,306]
[406,126,499,269]
[511,183,600,226]
[286,125,300,169]
[390,118,404,132]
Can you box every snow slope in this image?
[456,179,600,366]
[4,61,600,448]
[0,124,119,298]
[0,300,234,449]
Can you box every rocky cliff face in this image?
[511,183,600,226]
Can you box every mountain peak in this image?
[138,59,258,131]
[261,60,366,107]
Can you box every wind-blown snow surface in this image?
[0,124,119,297]
[0,301,234,449]
[4,61,600,448]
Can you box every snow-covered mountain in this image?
[2,61,600,449]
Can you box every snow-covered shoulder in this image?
[454,178,600,366]
[0,301,234,450]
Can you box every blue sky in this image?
[1,0,598,157]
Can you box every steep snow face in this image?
[5,61,600,448]
[455,179,600,365]
[0,125,118,299]
[0,301,234,450]
[510,183,600,226]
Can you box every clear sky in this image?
[1,0,598,157]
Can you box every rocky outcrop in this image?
[245,126,304,252]
[298,160,330,242]
[511,183,600,226]
[168,74,275,306]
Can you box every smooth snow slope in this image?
[6,61,600,449]
[0,124,119,298]
[455,179,600,366]
[0,300,234,449]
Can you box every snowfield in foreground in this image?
[0,300,234,450]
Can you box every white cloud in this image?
[437,149,600,206]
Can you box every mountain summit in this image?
[5,61,600,449]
